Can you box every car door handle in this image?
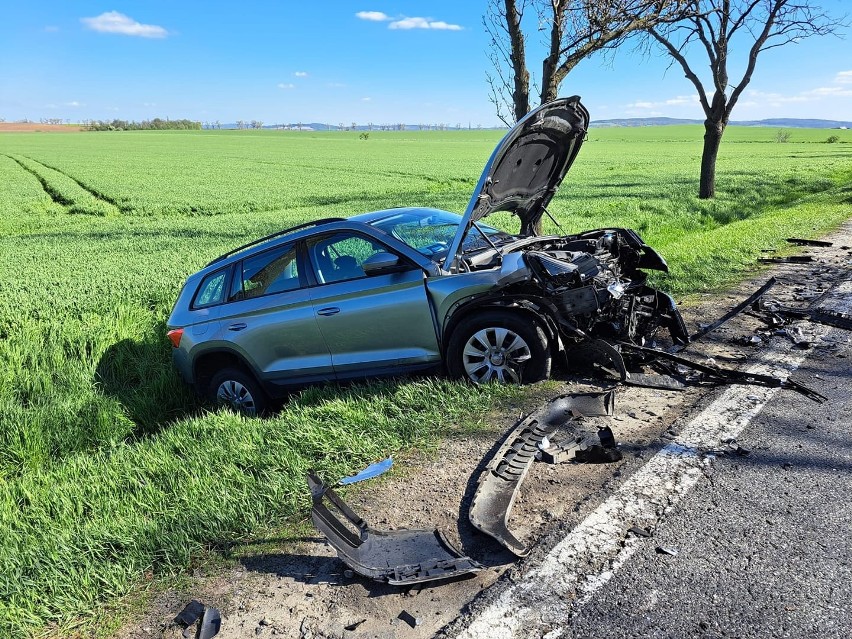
[317,307,341,316]
[228,322,248,331]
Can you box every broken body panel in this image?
[469,392,616,556]
[307,473,481,585]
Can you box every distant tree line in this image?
[84,118,202,131]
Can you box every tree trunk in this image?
[505,0,530,122]
[699,121,725,199]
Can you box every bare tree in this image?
[645,0,842,198]
[485,0,685,125]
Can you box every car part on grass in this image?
[758,255,814,264]
[469,391,615,556]
[307,472,481,585]
[339,457,393,485]
[621,343,827,403]
[671,278,777,353]
[786,237,833,247]
[174,601,221,639]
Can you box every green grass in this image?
[0,125,850,637]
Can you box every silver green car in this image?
[166,97,687,414]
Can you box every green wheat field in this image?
[1,126,851,636]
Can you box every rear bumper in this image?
[172,348,194,385]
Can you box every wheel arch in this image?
[442,295,560,359]
[192,348,262,395]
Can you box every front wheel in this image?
[447,311,551,384]
[209,367,268,416]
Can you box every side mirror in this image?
[362,252,401,275]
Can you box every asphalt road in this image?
[448,272,852,639]
[564,327,852,639]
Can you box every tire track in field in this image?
[20,155,125,213]
[5,154,121,217]
[4,154,74,208]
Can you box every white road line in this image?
[454,328,834,639]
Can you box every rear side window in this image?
[238,243,301,300]
[193,269,228,308]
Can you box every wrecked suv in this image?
[167,97,688,414]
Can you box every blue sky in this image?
[1,1,850,125]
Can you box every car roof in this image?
[193,207,448,280]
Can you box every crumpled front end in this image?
[521,228,689,347]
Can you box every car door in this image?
[305,231,441,377]
[218,241,334,385]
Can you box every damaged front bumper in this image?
[469,391,616,557]
[307,472,482,585]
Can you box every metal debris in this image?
[672,278,777,353]
[396,611,420,628]
[307,473,481,585]
[758,255,814,264]
[174,601,221,639]
[622,343,827,403]
[786,237,833,247]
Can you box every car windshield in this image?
[369,210,511,260]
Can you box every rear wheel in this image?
[447,311,551,384]
[209,367,268,416]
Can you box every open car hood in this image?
[443,97,589,271]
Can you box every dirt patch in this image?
[115,224,852,639]
[0,123,83,132]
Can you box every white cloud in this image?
[294,71,308,77]
[627,95,698,109]
[277,83,295,90]
[835,70,852,84]
[81,11,168,38]
[805,86,852,97]
[389,17,462,30]
[361,97,372,101]
[356,11,391,21]
[747,89,811,105]
[65,101,83,107]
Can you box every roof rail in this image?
[205,217,346,267]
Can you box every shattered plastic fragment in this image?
[339,457,393,485]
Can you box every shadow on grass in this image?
[95,333,201,439]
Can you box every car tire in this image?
[447,310,551,384]
[209,367,268,416]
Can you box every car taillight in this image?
[167,328,184,348]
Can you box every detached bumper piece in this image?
[469,391,615,557]
[307,473,481,585]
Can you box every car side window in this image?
[193,269,228,308]
[309,233,407,284]
[237,243,301,300]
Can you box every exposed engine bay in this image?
[460,227,690,351]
